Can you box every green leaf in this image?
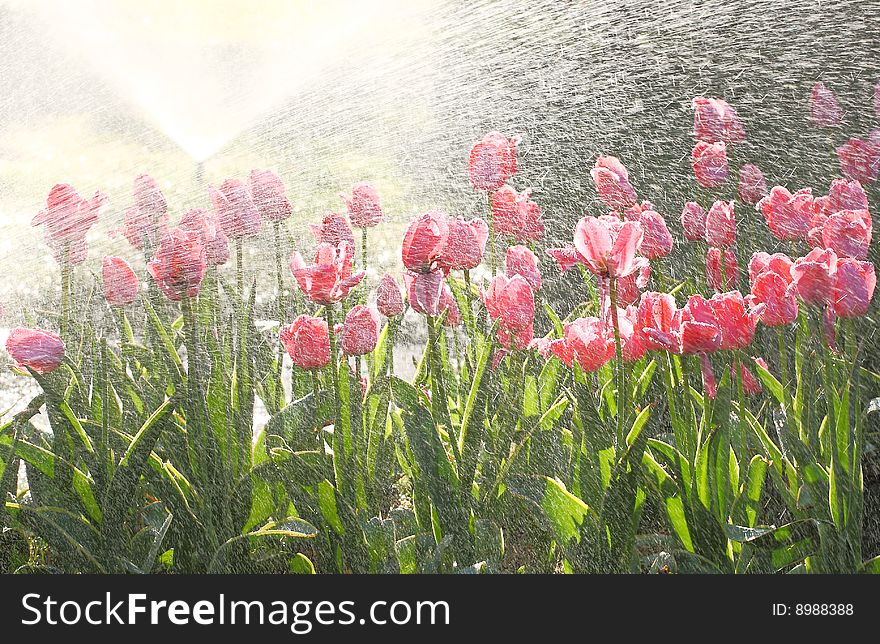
[753,361,784,405]
[318,480,345,536]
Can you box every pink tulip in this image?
[679,295,722,354]
[617,262,651,307]
[832,258,876,318]
[738,361,763,396]
[482,274,535,333]
[757,186,814,241]
[637,210,674,259]
[822,209,872,260]
[692,97,746,145]
[699,354,717,400]
[376,273,405,317]
[836,137,880,184]
[692,141,729,188]
[102,256,139,306]
[791,248,837,306]
[249,169,292,223]
[545,244,586,274]
[146,228,207,302]
[280,316,330,370]
[403,269,444,316]
[813,179,868,217]
[468,132,518,191]
[5,328,65,374]
[750,271,799,327]
[591,155,638,209]
[310,212,356,249]
[637,291,679,353]
[32,184,107,265]
[491,186,544,242]
[119,174,168,250]
[620,200,655,222]
[748,251,793,290]
[439,285,462,327]
[505,245,542,291]
[401,211,450,273]
[210,178,261,238]
[705,200,736,248]
[342,182,384,228]
[618,306,647,363]
[708,290,759,350]
[290,242,365,305]
[706,248,739,292]
[179,208,230,266]
[809,82,843,127]
[436,216,488,272]
[680,202,708,242]
[738,164,767,205]
[550,317,615,372]
[340,305,380,356]
[573,215,645,279]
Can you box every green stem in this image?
[236,238,244,300]
[273,222,285,319]
[486,192,496,276]
[734,352,748,460]
[60,246,71,338]
[609,277,625,448]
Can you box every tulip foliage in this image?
[3,91,880,575]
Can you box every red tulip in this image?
[490,186,544,242]
[791,248,837,306]
[5,328,65,374]
[545,244,586,274]
[340,305,380,356]
[310,212,356,248]
[822,209,872,260]
[637,210,673,259]
[468,131,518,191]
[102,256,139,306]
[692,97,746,145]
[280,315,330,370]
[809,82,843,127]
[403,269,444,316]
[738,164,767,205]
[32,184,107,265]
[133,173,167,221]
[290,242,365,305]
[748,251,793,289]
[680,202,708,242]
[376,273,405,317]
[573,215,644,279]
[342,182,384,228]
[249,169,292,223]
[505,245,542,291]
[179,208,230,266]
[617,262,651,307]
[757,186,813,241]
[836,137,880,184]
[618,306,647,363]
[750,271,798,326]
[692,141,729,188]
[708,290,759,350]
[550,317,615,372]
[637,291,679,353]
[591,155,638,209]
[146,228,207,302]
[210,178,261,238]
[401,211,450,273]
[706,248,739,292]
[679,295,722,354]
[705,200,736,248]
[832,258,876,318]
[436,216,488,272]
[119,174,168,250]
[439,285,462,327]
